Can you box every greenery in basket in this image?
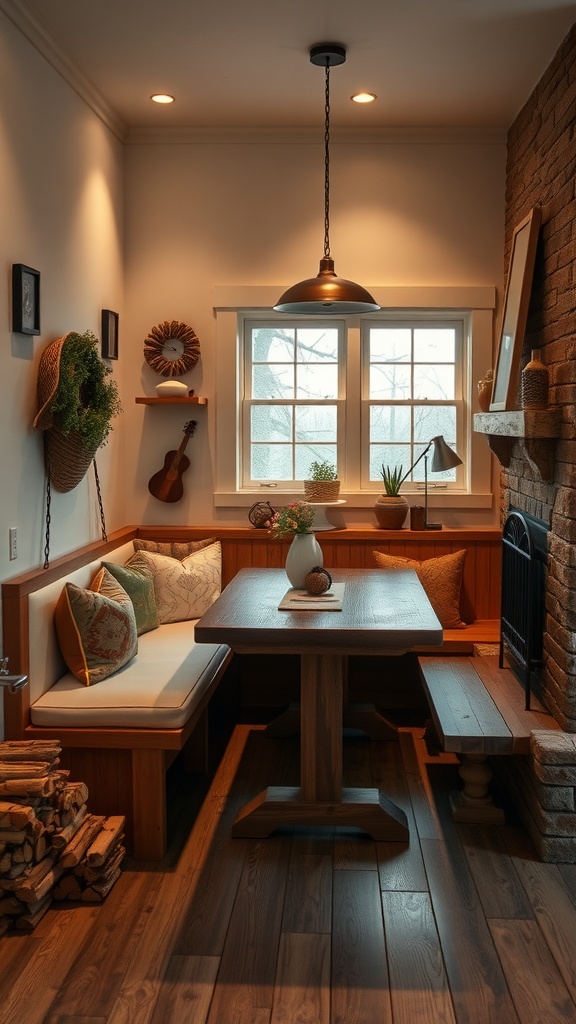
[380,464,405,497]
[51,331,122,450]
[268,501,316,538]
[308,460,338,481]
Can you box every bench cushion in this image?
[30,621,229,729]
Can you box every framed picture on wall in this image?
[490,205,542,412]
[101,309,119,360]
[12,264,40,335]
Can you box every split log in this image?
[59,815,105,868]
[0,740,61,762]
[0,801,37,828]
[0,778,56,798]
[14,893,52,930]
[50,806,88,851]
[86,817,125,867]
[0,762,54,781]
[14,857,64,904]
[52,874,83,901]
[81,866,122,902]
[81,842,125,885]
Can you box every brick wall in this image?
[503,23,576,731]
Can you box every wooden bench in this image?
[418,654,561,821]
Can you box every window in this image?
[363,319,463,490]
[242,320,345,486]
[213,285,495,510]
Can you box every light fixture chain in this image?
[324,59,331,259]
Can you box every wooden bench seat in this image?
[418,654,560,821]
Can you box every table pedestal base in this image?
[232,785,409,840]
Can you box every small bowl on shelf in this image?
[155,381,188,397]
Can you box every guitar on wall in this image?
[148,420,197,503]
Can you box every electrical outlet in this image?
[9,528,17,561]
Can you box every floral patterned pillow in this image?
[54,567,138,686]
[125,542,221,624]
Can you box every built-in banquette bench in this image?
[1,524,501,860]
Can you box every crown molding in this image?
[0,0,127,142]
[126,124,507,146]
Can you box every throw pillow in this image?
[54,566,138,686]
[125,541,221,624]
[372,549,467,629]
[102,560,159,636]
[132,537,216,561]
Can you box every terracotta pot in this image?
[374,495,409,530]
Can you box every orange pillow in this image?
[372,549,466,629]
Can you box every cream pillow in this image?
[125,542,221,624]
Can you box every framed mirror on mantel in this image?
[490,206,542,412]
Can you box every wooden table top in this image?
[195,567,443,654]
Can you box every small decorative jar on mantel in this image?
[521,349,549,410]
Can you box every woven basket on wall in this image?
[303,479,341,502]
[33,334,97,493]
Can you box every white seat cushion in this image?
[30,621,229,729]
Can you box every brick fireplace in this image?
[490,24,576,860]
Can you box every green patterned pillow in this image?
[102,561,159,635]
[54,567,138,686]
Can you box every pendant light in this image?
[274,44,380,315]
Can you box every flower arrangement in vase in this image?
[374,464,409,529]
[269,502,323,588]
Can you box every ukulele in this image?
[148,420,197,503]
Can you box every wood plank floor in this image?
[2,719,576,1024]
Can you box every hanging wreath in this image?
[144,320,201,377]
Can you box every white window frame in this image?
[241,319,347,489]
[361,314,465,492]
[213,285,495,511]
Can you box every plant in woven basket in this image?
[50,331,121,450]
[34,330,122,493]
[303,460,340,502]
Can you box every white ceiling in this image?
[7,0,576,132]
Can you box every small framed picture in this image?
[101,309,119,360]
[12,264,40,335]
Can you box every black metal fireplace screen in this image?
[499,509,548,710]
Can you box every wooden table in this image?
[195,567,442,840]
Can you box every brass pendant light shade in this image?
[274,45,380,315]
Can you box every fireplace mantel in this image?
[473,409,562,480]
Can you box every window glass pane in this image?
[251,405,292,442]
[414,405,456,443]
[296,363,338,399]
[251,444,293,480]
[413,365,455,400]
[296,445,337,479]
[369,328,411,361]
[414,328,455,362]
[252,364,294,398]
[296,328,339,362]
[370,446,411,482]
[252,327,294,362]
[370,406,411,443]
[295,405,337,442]
[370,364,411,399]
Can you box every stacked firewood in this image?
[0,740,125,934]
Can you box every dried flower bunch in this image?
[268,501,316,538]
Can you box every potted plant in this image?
[34,330,122,492]
[375,464,409,529]
[303,459,341,502]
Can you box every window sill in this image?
[214,491,494,510]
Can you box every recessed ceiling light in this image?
[150,94,175,104]
[351,92,377,104]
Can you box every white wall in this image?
[0,10,124,733]
[123,132,505,526]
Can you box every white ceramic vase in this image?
[285,533,323,588]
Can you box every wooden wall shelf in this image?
[135,397,208,405]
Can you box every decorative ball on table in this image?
[304,567,332,595]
